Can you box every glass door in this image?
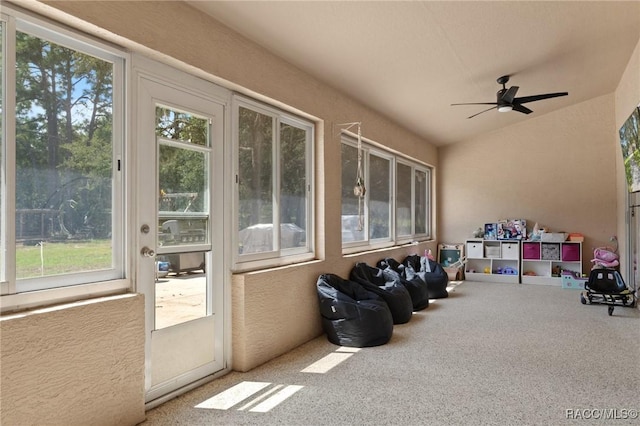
[629,191,639,293]
[136,68,226,403]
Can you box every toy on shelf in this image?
[502,267,518,275]
[497,219,526,240]
[484,223,497,240]
[529,222,543,241]
[495,266,518,275]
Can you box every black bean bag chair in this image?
[403,254,449,299]
[377,258,429,311]
[349,262,413,324]
[316,273,394,347]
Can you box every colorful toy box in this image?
[497,219,527,240]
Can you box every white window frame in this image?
[341,135,395,251]
[414,166,431,237]
[0,7,129,313]
[341,132,433,253]
[368,147,394,244]
[340,139,368,247]
[395,159,432,244]
[231,95,314,271]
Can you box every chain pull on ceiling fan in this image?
[451,75,568,119]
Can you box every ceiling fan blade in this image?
[514,92,568,104]
[466,105,497,119]
[512,104,533,114]
[451,102,498,106]
[500,86,519,103]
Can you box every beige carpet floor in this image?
[141,280,639,425]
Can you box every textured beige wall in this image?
[439,94,618,276]
[0,294,145,426]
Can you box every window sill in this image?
[0,279,130,315]
[232,253,318,273]
[342,239,433,257]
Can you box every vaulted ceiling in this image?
[186,1,640,146]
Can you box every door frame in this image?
[628,191,639,293]
[130,55,232,406]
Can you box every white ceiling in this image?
[186,1,640,146]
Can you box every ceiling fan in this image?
[452,75,568,119]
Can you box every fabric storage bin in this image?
[501,242,520,260]
[541,232,568,242]
[466,241,483,258]
[522,242,540,260]
[541,243,560,260]
[484,245,500,258]
[562,243,581,261]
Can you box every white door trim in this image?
[130,54,232,403]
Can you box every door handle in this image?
[141,246,155,257]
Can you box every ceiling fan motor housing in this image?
[497,88,509,106]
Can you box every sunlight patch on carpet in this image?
[195,381,270,410]
[195,381,304,413]
[300,352,353,373]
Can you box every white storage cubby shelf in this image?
[465,239,520,284]
[521,241,582,286]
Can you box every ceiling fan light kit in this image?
[452,75,568,119]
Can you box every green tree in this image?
[156,107,208,213]
[280,123,306,227]
[619,106,640,191]
[15,31,114,239]
[238,107,273,229]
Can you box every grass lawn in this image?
[16,240,112,279]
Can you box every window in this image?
[341,141,393,245]
[369,152,392,240]
[414,168,429,235]
[396,160,431,240]
[395,162,413,238]
[341,143,365,243]
[1,18,6,286]
[1,9,126,305]
[156,106,210,249]
[234,96,313,267]
[341,134,432,250]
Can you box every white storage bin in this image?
[466,240,483,258]
[541,232,568,242]
[484,245,500,258]
[501,242,520,260]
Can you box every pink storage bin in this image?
[562,243,581,261]
[522,242,541,260]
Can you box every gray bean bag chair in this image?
[377,258,429,310]
[316,273,393,347]
[349,262,413,324]
[403,254,449,299]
